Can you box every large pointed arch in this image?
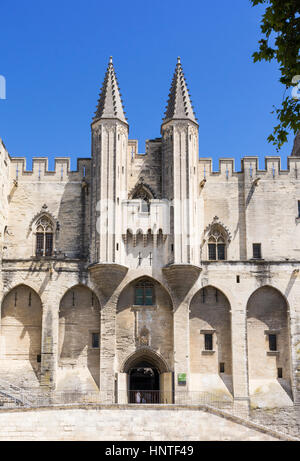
[121,347,170,374]
[246,285,292,407]
[0,284,43,387]
[58,284,100,391]
[189,285,233,398]
[116,276,174,375]
[129,182,156,201]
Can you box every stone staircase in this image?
[0,379,34,407]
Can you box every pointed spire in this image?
[162,57,198,125]
[291,131,300,156]
[93,57,128,125]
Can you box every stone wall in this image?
[58,285,100,391]
[198,156,300,262]
[116,279,174,372]
[247,285,291,408]
[0,139,10,247]
[127,139,162,200]
[0,405,285,441]
[4,157,90,260]
[0,284,42,388]
[250,406,300,439]
[189,286,232,398]
[0,135,299,420]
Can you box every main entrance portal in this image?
[129,361,160,403]
[118,349,173,404]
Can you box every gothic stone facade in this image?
[0,57,300,411]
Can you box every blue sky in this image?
[0,0,296,171]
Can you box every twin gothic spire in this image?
[93,56,128,125]
[162,57,198,125]
[93,56,197,126]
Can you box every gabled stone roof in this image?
[162,57,198,125]
[93,57,127,124]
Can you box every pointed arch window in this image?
[35,216,54,257]
[207,226,226,261]
[131,185,153,212]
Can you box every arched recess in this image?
[129,182,155,202]
[0,284,42,388]
[116,277,174,403]
[247,285,292,407]
[58,285,100,391]
[129,182,155,215]
[120,348,171,404]
[116,276,173,370]
[122,347,170,374]
[189,285,233,398]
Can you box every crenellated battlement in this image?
[4,152,300,185]
[8,156,91,182]
[198,156,300,180]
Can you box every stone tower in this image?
[90,57,129,264]
[161,57,199,264]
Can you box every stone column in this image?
[89,263,128,404]
[40,291,59,392]
[99,295,117,403]
[289,309,300,405]
[173,299,190,403]
[163,265,201,404]
[231,302,250,417]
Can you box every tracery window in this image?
[207,226,226,261]
[132,186,152,212]
[135,280,155,306]
[35,216,54,257]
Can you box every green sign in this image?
[178,373,186,384]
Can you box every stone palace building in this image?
[0,57,299,413]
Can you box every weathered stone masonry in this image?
[0,58,299,423]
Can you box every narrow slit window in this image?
[204,333,213,351]
[269,334,277,351]
[253,243,262,259]
[92,333,100,349]
[277,368,283,378]
[219,362,225,373]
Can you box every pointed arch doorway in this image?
[129,361,160,403]
[118,349,173,404]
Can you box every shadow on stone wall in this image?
[58,285,100,390]
[0,284,42,387]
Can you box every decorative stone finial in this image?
[177,56,181,64]
[109,56,113,64]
